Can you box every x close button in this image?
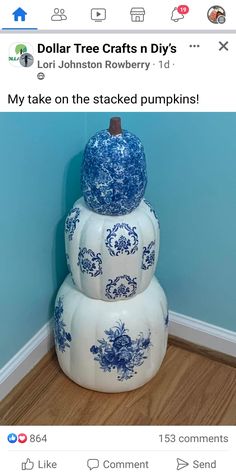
[219,41,229,51]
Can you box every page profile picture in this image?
[19,53,34,67]
[9,43,34,67]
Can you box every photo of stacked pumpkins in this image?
[54,117,169,392]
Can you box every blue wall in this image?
[0,113,236,368]
[0,114,88,367]
[88,113,236,332]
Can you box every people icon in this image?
[60,9,67,20]
[51,8,61,21]
[51,8,67,21]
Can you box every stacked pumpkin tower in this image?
[54,117,168,392]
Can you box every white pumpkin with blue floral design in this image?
[54,274,168,393]
[65,197,160,300]
[54,117,168,393]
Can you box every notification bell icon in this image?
[171,7,184,22]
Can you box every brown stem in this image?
[108,117,122,135]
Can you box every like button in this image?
[21,458,34,470]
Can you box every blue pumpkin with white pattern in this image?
[81,118,147,215]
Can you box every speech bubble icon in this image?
[87,459,99,470]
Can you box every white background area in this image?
[0,0,234,30]
[1,33,235,111]
[1,426,235,474]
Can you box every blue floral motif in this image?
[65,207,80,241]
[105,275,137,300]
[142,241,156,270]
[65,253,75,285]
[54,297,71,352]
[143,199,160,226]
[165,312,169,326]
[78,247,102,277]
[81,129,147,215]
[90,321,152,381]
[105,223,138,256]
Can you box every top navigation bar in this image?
[0,1,235,32]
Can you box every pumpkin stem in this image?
[108,117,122,136]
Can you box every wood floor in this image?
[1,342,236,425]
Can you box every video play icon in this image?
[91,8,106,22]
[177,458,189,470]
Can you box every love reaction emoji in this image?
[18,433,27,443]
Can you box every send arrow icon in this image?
[177,458,189,470]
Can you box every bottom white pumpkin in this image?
[54,274,168,393]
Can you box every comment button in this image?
[87,459,100,470]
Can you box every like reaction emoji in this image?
[7,433,17,443]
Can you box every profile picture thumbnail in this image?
[207,5,226,24]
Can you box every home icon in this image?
[12,7,27,22]
[130,7,145,22]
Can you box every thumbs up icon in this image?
[21,458,34,470]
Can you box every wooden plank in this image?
[0,345,236,425]
[169,335,236,368]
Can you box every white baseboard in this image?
[0,312,235,402]
[169,311,236,358]
[0,321,54,401]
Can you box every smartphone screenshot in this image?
[0,1,235,473]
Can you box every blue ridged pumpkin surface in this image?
[81,129,147,215]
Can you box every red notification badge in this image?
[18,433,27,443]
[177,5,189,14]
